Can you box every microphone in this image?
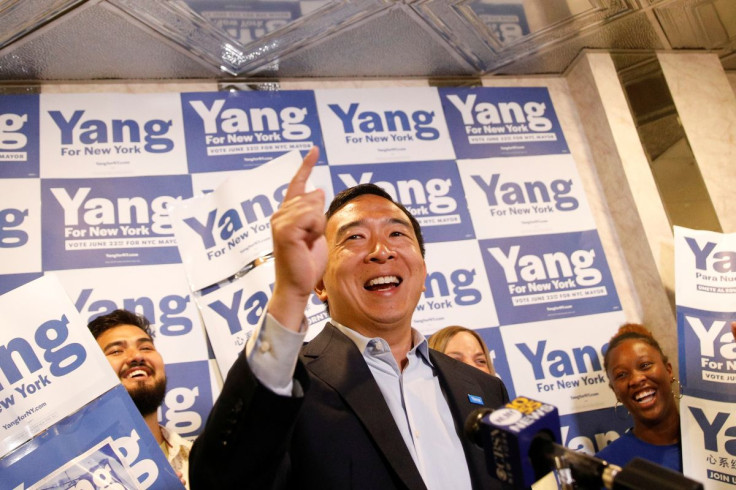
[464,396,563,488]
[465,396,703,490]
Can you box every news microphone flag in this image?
[476,396,561,488]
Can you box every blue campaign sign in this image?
[0,385,182,489]
[0,94,40,178]
[41,175,193,270]
[181,90,325,172]
[185,0,302,44]
[159,360,213,439]
[439,86,569,158]
[480,231,621,325]
[560,407,632,455]
[677,306,736,403]
[329,160,475,243]
[469,0,530,46]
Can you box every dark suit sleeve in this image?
[189,352,309,489]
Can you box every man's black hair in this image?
[88,309,154,340]
[326,183,425,257]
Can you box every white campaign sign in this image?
[675,227,736,488]
[0,274,118,458]
[499,311,624,415]
[196,258,328,376]
[0,179,41,275]
[39,92,188,178]
[196,262,276,376]
[457,154,595,239]
[170,150,307,291]
[413,240,499,335]
[675,226,736,312]
[680,395,736,488]
[315,87,455,165]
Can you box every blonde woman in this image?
[429,326,495,376]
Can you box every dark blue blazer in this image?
[190,323,509,489]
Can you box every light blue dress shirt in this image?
[245,314,473,490]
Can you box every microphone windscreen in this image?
[474,396,561,488]
[464,407,493,448]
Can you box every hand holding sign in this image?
[268,147,327,331]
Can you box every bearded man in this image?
[88,309,191,488]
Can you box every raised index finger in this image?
[284,146,320,202]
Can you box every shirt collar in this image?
[332,321,433,367]
[159,425,191,458]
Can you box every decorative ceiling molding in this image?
[0,0,733,81]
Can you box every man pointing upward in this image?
[190,147,508,489]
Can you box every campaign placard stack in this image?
[1,86,636,473]
[0,274,182,488]
[675,227,736,488]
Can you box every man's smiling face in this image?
[96,324,166,415]
[316,193,427,335]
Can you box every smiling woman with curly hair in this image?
[596,323,681,472]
